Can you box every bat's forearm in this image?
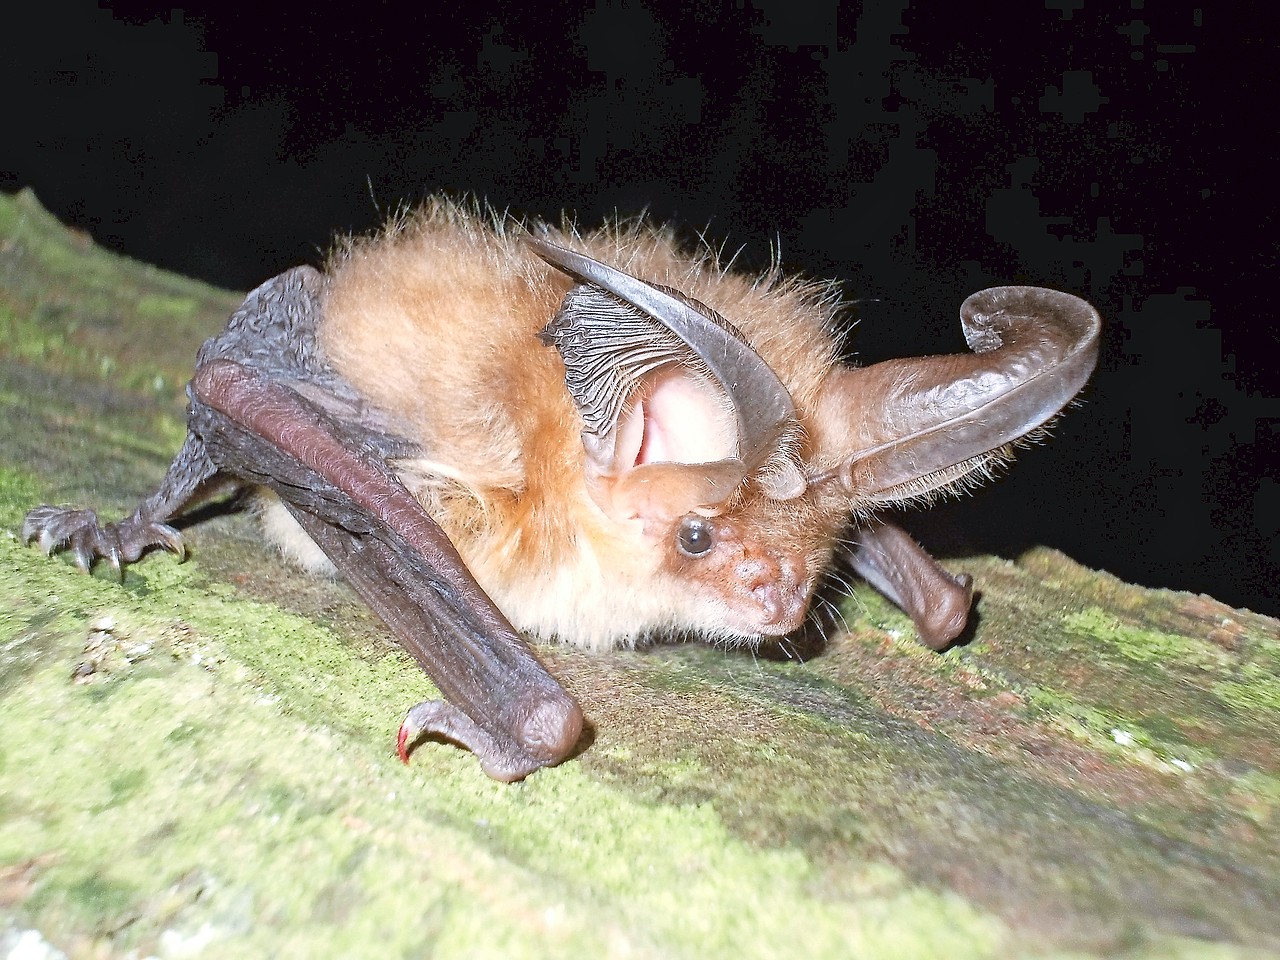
[847,520,974,651]
[190,359,582,779]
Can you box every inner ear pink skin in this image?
[616,367,737,471]
[591,367,748,530]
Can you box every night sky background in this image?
[4,2,1277,617]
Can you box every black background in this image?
[4,2,1276,616]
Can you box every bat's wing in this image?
[189,360,582,781]
[26,267,581,782]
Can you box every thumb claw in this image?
[396,717,417,764]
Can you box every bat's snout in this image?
[732,548,811,636]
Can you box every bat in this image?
[23,200,1102,781]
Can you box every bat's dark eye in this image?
[676,516,714,557]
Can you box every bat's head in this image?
[550,357,835,636]
[529,236,1101,642]
[648,491,836,638]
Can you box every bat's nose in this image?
[737,552,809,633]
[751,582,808,630]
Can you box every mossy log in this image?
[1,189,1276,959]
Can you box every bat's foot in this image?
[22,505,185,578]
[397,695,583,783]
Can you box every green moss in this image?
[0,189,225,307]
[0,298,187,398]
[92,768,150,813]
[0,466,40,524]
[1063,605,1280,733]
[1214,663,1280,715]
[52,873,141,932]
[0,189,238,393]
[0,536,1011,959]
[1064,607,1230,668]
[1026,685,1199,767]
[134,293,202,321]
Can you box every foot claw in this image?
[21,504,186,577]
[396,701,469,767]
[395,698,576,782]
[104,546,124,582]
[71,541,95,575]
[157,523,187,560]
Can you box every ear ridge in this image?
[539,284,706,471]
[529,236,804,500]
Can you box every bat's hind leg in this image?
[22,266,326,578]
[23,433,217,578]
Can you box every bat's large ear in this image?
[809,286,1101,508]
[529,237,805,525]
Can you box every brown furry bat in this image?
[24,200,1101,781]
